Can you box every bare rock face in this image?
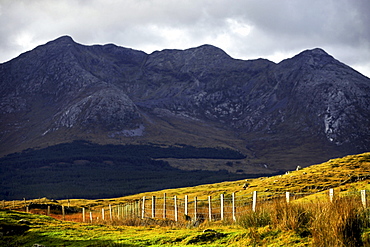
[0,35,369,164]
[56,87,142,130]
[272,48,370,148]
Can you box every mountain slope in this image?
[0,36,369,191]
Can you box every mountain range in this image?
[0,36,369,199]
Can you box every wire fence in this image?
[2,189,369,225]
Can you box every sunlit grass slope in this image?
[57,152,370,208]
[6,152,370,209]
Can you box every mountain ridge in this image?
[0,36,369,175]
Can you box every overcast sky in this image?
[1,0,369,77]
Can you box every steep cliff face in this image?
[0,36,369,169]
[272,48,370,148]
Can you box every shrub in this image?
[270,200,311,237]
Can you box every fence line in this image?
[2,189,369,224]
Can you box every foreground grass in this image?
[239,196,370,247]
[4,198,370,247]
[1,209,314,246]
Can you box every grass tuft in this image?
[237,196,370,246]
[238,209,271,228]
[310,197,364,247]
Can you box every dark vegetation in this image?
[0,141,255,200]
[2,140,246,162]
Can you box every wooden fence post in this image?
[252,191,257,212]
[24,198,28,212]
[184,195,188,217]
[286,192,290,203]
[163,193,167,219]
[47,205,50,216]
[102,208,105,221]
[90,211,93,223]
[152,196,156,218]
[208,196,212,222]
[109,204,112,221]
[174,195,178,222]
[82,208,85,222]
[329,188,334,202]
[361,190,367,208]
[194,197,198,221]
[232,192,236,222]
[220,194,224,221]
[62,205,65,220]
[141,196,146,219]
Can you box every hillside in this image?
[4,152,369,209]
[62,152,370,207]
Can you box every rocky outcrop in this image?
[55,87,142,130]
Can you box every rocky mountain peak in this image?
[144,44,232,73]
[40,35,78,54]
[186,44,232,59]
[280,47,336,68]
[303,47,329,56]
[49,35,75,44]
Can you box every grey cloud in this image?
[0,0,369,77]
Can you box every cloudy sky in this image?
[1,0,369,77]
